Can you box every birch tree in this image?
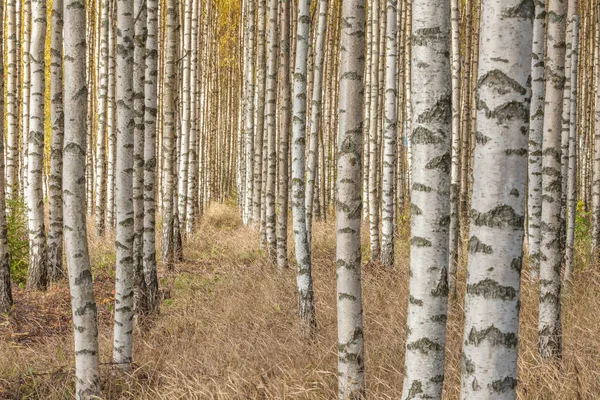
[95,0,110,237]
[277,0,291,270]
[527,0,546,277]
[460,0,532,397]
[245,0,256,224]
[63,0,100,394]
[336,0,366,396]
[264,0,279,261]
[0,3,13,312]
[539,0,567,361]
[253,0,267,226]
[380,0,398,267]
[113,0,135,368]
[292,0,316,335]
[47,0,65,282]
[144,0,160,313]
[6,0,19,200]
[21,0,32,198]
[26,0,48,291]
[401,0,451,396]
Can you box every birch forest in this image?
[1,0,600,398]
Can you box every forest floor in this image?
[0,204,599,399]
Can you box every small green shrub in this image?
[6,196,29,285]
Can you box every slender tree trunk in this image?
[6,0,19,200]
[527,0,546,277]
[245,0,255,224]
[95,0,110,237]
[186,0,200,234]
[26,0,48,291]
[291,0,317,336]
[106,0,117,229]
[447,0,460,293]
[113,0,135,369]
[368,0,381,261]
[63,0,101,394]
[336,0,366,396]
[277,0,291,270]
[539,0,567,361]
[593,6,600,264]
[143,0,159,314]
[0,2,13,312]
[48,0,65,282]
[264,0,279,262]
[564,17,579,283]
[21,0,31,199]
[306,0,328,248]
[253,0,267,227]
[162,0,178,267]
[380,0,397,268]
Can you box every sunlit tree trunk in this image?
[26,0,48,291]
[63,0,101,394]
[253,0,267,227]
[277,0,291,270]
[21,0,31,199]
[336,0,365,396]
[380,0,397,268]
[186,0,200,234]
[527,0,546,277]
[113,0,135,369]
[539,0,567,361]
[48,0,65,282]
[245,0,255,224]
[459,0,532,397]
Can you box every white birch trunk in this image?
[336,0,366,396]
[459,0,532,397]
[380,0,397,267]
[401,0,451,397]
[106,0,117,229]
[63,0,101,395]
[6,0,19,200]
[113,0,135,368]
[26,0,48,291]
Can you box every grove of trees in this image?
[0,0,599,398]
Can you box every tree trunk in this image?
[113,0,135,369]
[0,1,13,312]
[380,0,397,268]
[291,0,317,336]
[26,0,48,291]
[143,0,160,314]
[305,0,328,248]
[106,0,117,229]
[21,0,31,199]
[245,0,255,224]
[459,0,532,397]
[277,0,291,270]
[48,0,65,282]
[6,0,19,200]
[336,0,366,396]
[63,0,101,394]
[527,0,546,277]
[539,0,567,361]
[564,17,579,283]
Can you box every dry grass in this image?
[1,204,599,399]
